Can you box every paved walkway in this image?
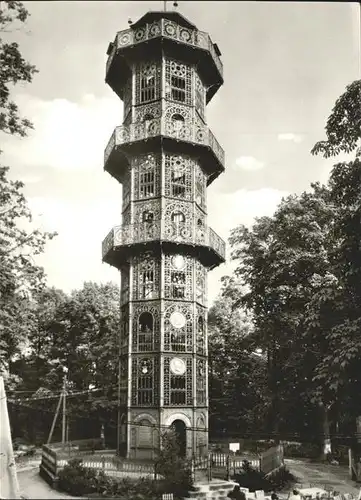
[284,459,361,496]
[17,468,78,499]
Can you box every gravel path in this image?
[17,468,79,499]
[284,459,361,496]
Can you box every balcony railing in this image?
[104,118,225,169]
[102,220,226,261]
[106,19,223,78]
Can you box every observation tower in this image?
[102,5,225,459]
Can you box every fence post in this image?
[102,455,105,470]
[226,455,230,481]
[54,449,58,476]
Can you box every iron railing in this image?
[104,118,225,169]
[106,19,223,78]
[102,221,226,261]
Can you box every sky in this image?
[2,1,360,305]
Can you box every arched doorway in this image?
[171,419,187,457]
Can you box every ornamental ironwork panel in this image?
[196,359,206,405]
[195,72,205,121]
[164,302,193,352]
[163,200,193,243]
[131,302,161,352]
[195,164,207,210]
[164,153,193,201]
[111,21,223,77]
[163,357,170,405]
[122,170,131,210]
[121,264,130,304]
[120,304,129,350]
[123,75,132,119]
[195,260,206,306]
[194,207,206,246]
[163,355,192,406]
[102,222,226,261]
[132,252,160,301]
[165,58,192,106]
[131,357,159,406]
[133,199,162,224]
[133,153,161,200]
[104,119,225,168]
[164,254,193,302]
[134,102,162,123]
[122,207,131,226]
[135,61,162,105]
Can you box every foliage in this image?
[208,282,268,437]
[0,167,56,386]
[0,0,36,134]
[57,458,162,499]
[0,0,56,392]
[0,0,38,136]
[155,429,193,497]
[311,80,361,158]
[307,80,361,419]
[234,461,295,493]
[228,183,339,442]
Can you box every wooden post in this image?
[61,374,67,448]
[349,448,353,479]
[47,392,63,444]
[226,455,230,481]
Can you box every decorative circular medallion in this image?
[119,33,131,46]
[149,23,161,37]
[170,311,186,329]
[170,357,186,376]
[172,255,185,270]
[135,28,145,41]
[180,29,191,42]
[165,22,176,36]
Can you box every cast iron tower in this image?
[102,8,225,459]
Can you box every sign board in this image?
[229,442,240,453]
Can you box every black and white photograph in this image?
[0,1,360,499]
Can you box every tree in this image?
[0,0,38,136]
[311,80,361,158]
[228,184,339,450]
[208,278,268,438]
[0,1,56,391]
[310,80,361,467]
[43,282,120,442]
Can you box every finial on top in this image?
[163,1,179,11]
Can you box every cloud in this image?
[2,93,122,172]
[278,133,304,143]
[234,156,265,172]
[27,195,120,294]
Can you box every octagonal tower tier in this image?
[102,10,225,459]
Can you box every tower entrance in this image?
[171,419,187,457]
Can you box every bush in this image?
[233,460,296,493]
[57,458,176,499]
[155,430,193,497]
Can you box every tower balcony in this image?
[104,118,225,185]
[106,14,223,103]
[102,220,226,270]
